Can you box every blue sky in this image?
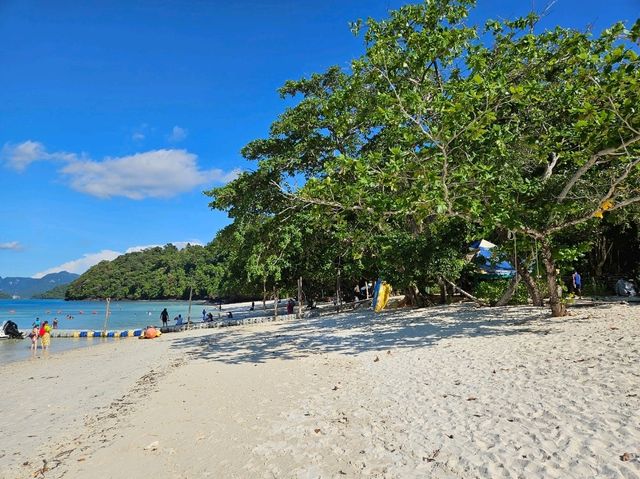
[1,0,638,278]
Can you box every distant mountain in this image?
[0,271,79,298]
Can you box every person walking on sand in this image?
[572,269,582,298]
[160,308,169,327]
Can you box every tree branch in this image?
[542,152,559,181]
[441,276,489,306]
[557,133,640,202]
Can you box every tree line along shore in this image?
[63,1,639,318]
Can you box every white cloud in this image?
[61,149,238,199]
[2,140,239,199]
[32,249,121,278]
[132,132,145,142]
[0,241,23,251]
[168,125,188,143]
[32,241,203,278]
[1,140,76,172]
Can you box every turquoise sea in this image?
[0,299,210,363]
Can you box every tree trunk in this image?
[438,277,446,304]
[262,279,267,311]
[297,276,303,319]
[518,261,543,306]
[441,277,489,306]
[273,286,278,320]
[593,237,612,278]
[405,283,429,307]
[540,240,566,317]
[336,268,341,313]
[494,274,520,306]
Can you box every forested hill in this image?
[0,271,79,298]
[65,244,224,300]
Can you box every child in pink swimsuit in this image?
[30,326,39,351]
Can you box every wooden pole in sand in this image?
[273,286,278,320]
[297,276,303,319]
[102,297,111,334]
[336,268,341,313]
[263,279,267,311]
[187,285,193,328]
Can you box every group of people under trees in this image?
[158,298,298,330]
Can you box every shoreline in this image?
[2,302,639,478]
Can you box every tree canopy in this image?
[207,0,640,316]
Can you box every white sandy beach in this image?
[1,302,639,478]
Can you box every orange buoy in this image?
[144,327,158,339]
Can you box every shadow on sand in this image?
[168,304,557,365]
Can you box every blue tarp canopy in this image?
[470,239,515,278]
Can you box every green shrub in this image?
[474,279,529,305]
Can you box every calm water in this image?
[0,299,210,363]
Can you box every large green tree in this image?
[283,1,640,316]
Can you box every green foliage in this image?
[25,3,635,307]
[65,244,223,300]
[0,290,11,299]
[32,284,69,299]
[473,280,528,305]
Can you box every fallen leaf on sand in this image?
[144,441,159,451]
[447,434,454,439]
[387,350,391,355]
[424,448,440,462]
[620,452,636,461]
[467,397,478,401]
[374,356,379,362]
[314,428,321,434]
[610,327,619,330]
[77,458,86,462]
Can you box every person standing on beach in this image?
[160,308,169,327]
[30,324,39,352]
[572,270,582,298]
[39,320,51,351]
